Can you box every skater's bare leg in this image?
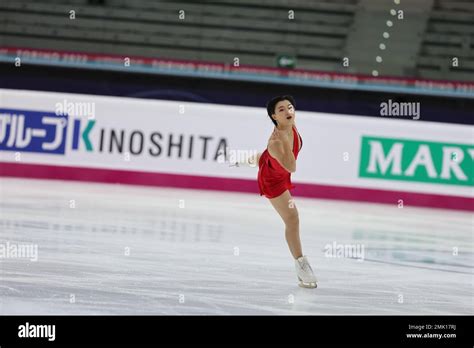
[269,190,303,259]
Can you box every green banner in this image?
[359,136,473,186]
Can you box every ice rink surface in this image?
[0,177,472,315]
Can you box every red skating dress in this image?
[258,126,303,199]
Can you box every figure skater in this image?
[234,95,317,288]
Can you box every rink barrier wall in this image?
[0,89,472,212]
[1,162,472,212]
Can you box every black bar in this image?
[0,315,472,346]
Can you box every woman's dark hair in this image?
[266,95,296,126]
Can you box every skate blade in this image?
[298,281,317,289]
[298,276,317,289]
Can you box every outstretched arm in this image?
[230,152,261,168]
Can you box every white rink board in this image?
[0,89,472,198]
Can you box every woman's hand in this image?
[268,128,295,173]
[271,128,291,147]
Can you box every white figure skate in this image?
[295,255,318,288]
